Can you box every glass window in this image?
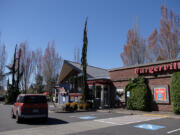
[96,86,101,98]
[70,96,75,102]
[23,96,47,104]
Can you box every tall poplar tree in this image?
[81,17,89,102]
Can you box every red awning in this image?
[69,93,82,96]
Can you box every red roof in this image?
[69,93,82,96]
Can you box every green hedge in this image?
[171,72,180,114]
[125,76,151,111]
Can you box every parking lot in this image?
[0,103,180,135]
[0,103,126,132]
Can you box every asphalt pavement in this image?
[0,104,126,132]
[69,118,180,135]
[1,103,180,135]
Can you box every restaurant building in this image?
[58,60,113,108]
[109,58,180,112]
[58,58,180,111]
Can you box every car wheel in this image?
[11,109,15,119]
[16,112,22,123]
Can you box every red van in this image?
[11,94,48,123]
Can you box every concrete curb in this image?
[49,104,180,119]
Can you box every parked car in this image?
[11,94,48,123]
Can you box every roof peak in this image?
[64,59,108,71]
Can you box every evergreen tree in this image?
[171,72,180,114]
[5,45,23,103]
[81,17,89,102]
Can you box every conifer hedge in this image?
[171,72,180,114]
[125,76,151,111]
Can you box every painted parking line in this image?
[143,114,169,118]
[94,115,165,126]
[69,113,108,118]
[69,114,97,118]
[69,112,109,119]
[167,128,180,134]
[134,124,165,131]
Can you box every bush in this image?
[82,103,90,110]
[77,102,90,110]
[78,103,83,110]
[64,102,91,112]
[63,102,78,112]
[64,102,71,111]
[70,102,78,111]
[125,76,151,111]
[171,72,180,114]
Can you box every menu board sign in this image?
[153,86,169,103]
[154,88,166,101]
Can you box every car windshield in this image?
[20,96,47,104]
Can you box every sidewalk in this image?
[98,108,180,119]
[48,102,180,119]
[48,102,64,112]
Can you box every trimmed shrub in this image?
[78,103,83,110]
[63,102,78,112]
[171,72,180,114]
[64,102,71,111]
[83,103,90,110]
[77,102,91,110]
[70,102,78,111]
[125,76,151,111]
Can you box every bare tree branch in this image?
[42,41,62,100]
[121,22,147,66]
[19,42,35,93]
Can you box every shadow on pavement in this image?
[21,117,68,125]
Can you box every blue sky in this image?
[0,0,180,69]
